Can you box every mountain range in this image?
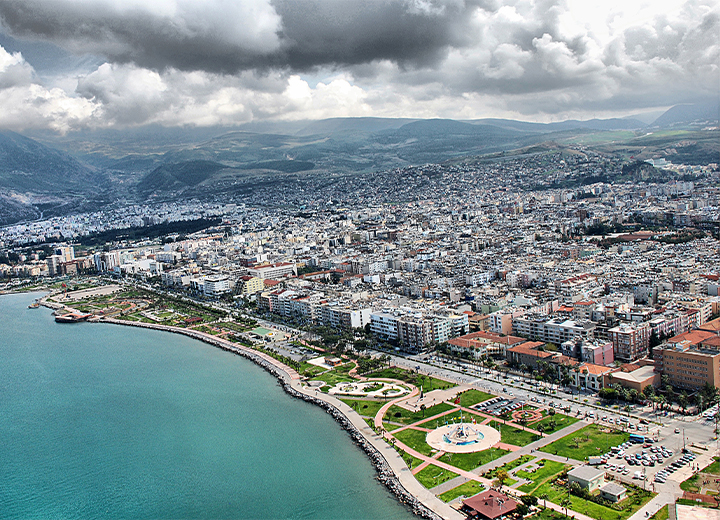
[0,101,717,225]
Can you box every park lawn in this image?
[393,428,434,457]
[438,448,509,472]
[517,460,568,494]
[365,368,456,392]
[540,424,629,460]
[414,465,460,489]
[398,450,424,470]
[532,507,568,520]
[459,389,495,407]
[298,362,326,378]
[383,421,403,432]
[386,403,454,425]
[703,456,720,475]
[533,479,654,520]
[532,413,580,433]
[490,421,539,446]
[487,455,535,478]
[650,505,669,520]
[419,409,485,429]
[340,399,387,418]
[439,480,486,503]
[681,472,701,492]
[310,371,355,387]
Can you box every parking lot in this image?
[596,434,701,489]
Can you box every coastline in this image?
[72,312,462,520]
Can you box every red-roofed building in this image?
[448,331,525,358]
[506,341,559,369]
[462,490,518,520]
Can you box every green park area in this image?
[438,447,509,472]
[365,367,456,392]
[385,403,454,425]
[419,408,485,429]
[540,424,629,460]
[680,456,720,493]
[485,455,535,480]
[439,480,486,503]
[649,505,669,520]
[532,508,569,520]
[340,399,387,419]
[398,450,423,470]
[531,412,579,434]
[393,428,434,456]
[414,464,459,489]
[458,389,494,407]
[489,420,539,446]
[517,460,568,494]
[516,458,653,520]
[309,368,355,389]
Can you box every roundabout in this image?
[511,408,542,422]
[426,421,501,453]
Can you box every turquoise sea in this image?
[0,292,416,520]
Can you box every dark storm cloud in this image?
[0,0,489,73]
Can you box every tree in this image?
[420,404,427,418]
[548,408,556,416]
[495,469,509,486]
[516,504,530,517]
[572,437,581,448]
[679,392,689,412]
[539,493,549,508]
[561,497,572,517]
[521,495,538,507]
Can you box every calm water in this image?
[0,292,416,520]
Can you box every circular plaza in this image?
[426,422,501,453]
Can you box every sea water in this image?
[0,292,416,519]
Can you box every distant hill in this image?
[465,118,646,132]
[137,160,229,195]
[651,102,720,127]
[0,130,104,193]
[295,117,417,136]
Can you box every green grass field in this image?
[459,389,495,407]
[340,399,387,418]
[531,475,653,520]
[419,409,485,428]
[649,505,669,520]
[310,371,355,387]
[393,428,434,456]
[540,424,629,460]
[365,367,456,392]
[489,420,539,446]
[438,448,509,472]
[531,413,580,433]
[516,460,568,494]
[414,465,460,489]
[487,455,535,478]
[385,403,454,425]
[439,480,486,503]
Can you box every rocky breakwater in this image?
[99,318,447,520]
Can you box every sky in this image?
[0,0,717,132]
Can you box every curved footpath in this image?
[95,316,464,520]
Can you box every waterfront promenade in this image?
[93,315,463,520]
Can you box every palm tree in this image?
[540,493,549,509]
[561,497,572,517]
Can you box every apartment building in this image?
[512,315,596,345]
[653,330,720,390]
[247,262,297,279]
[609,322,651,362]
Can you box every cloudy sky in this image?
[0,0,717,132]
